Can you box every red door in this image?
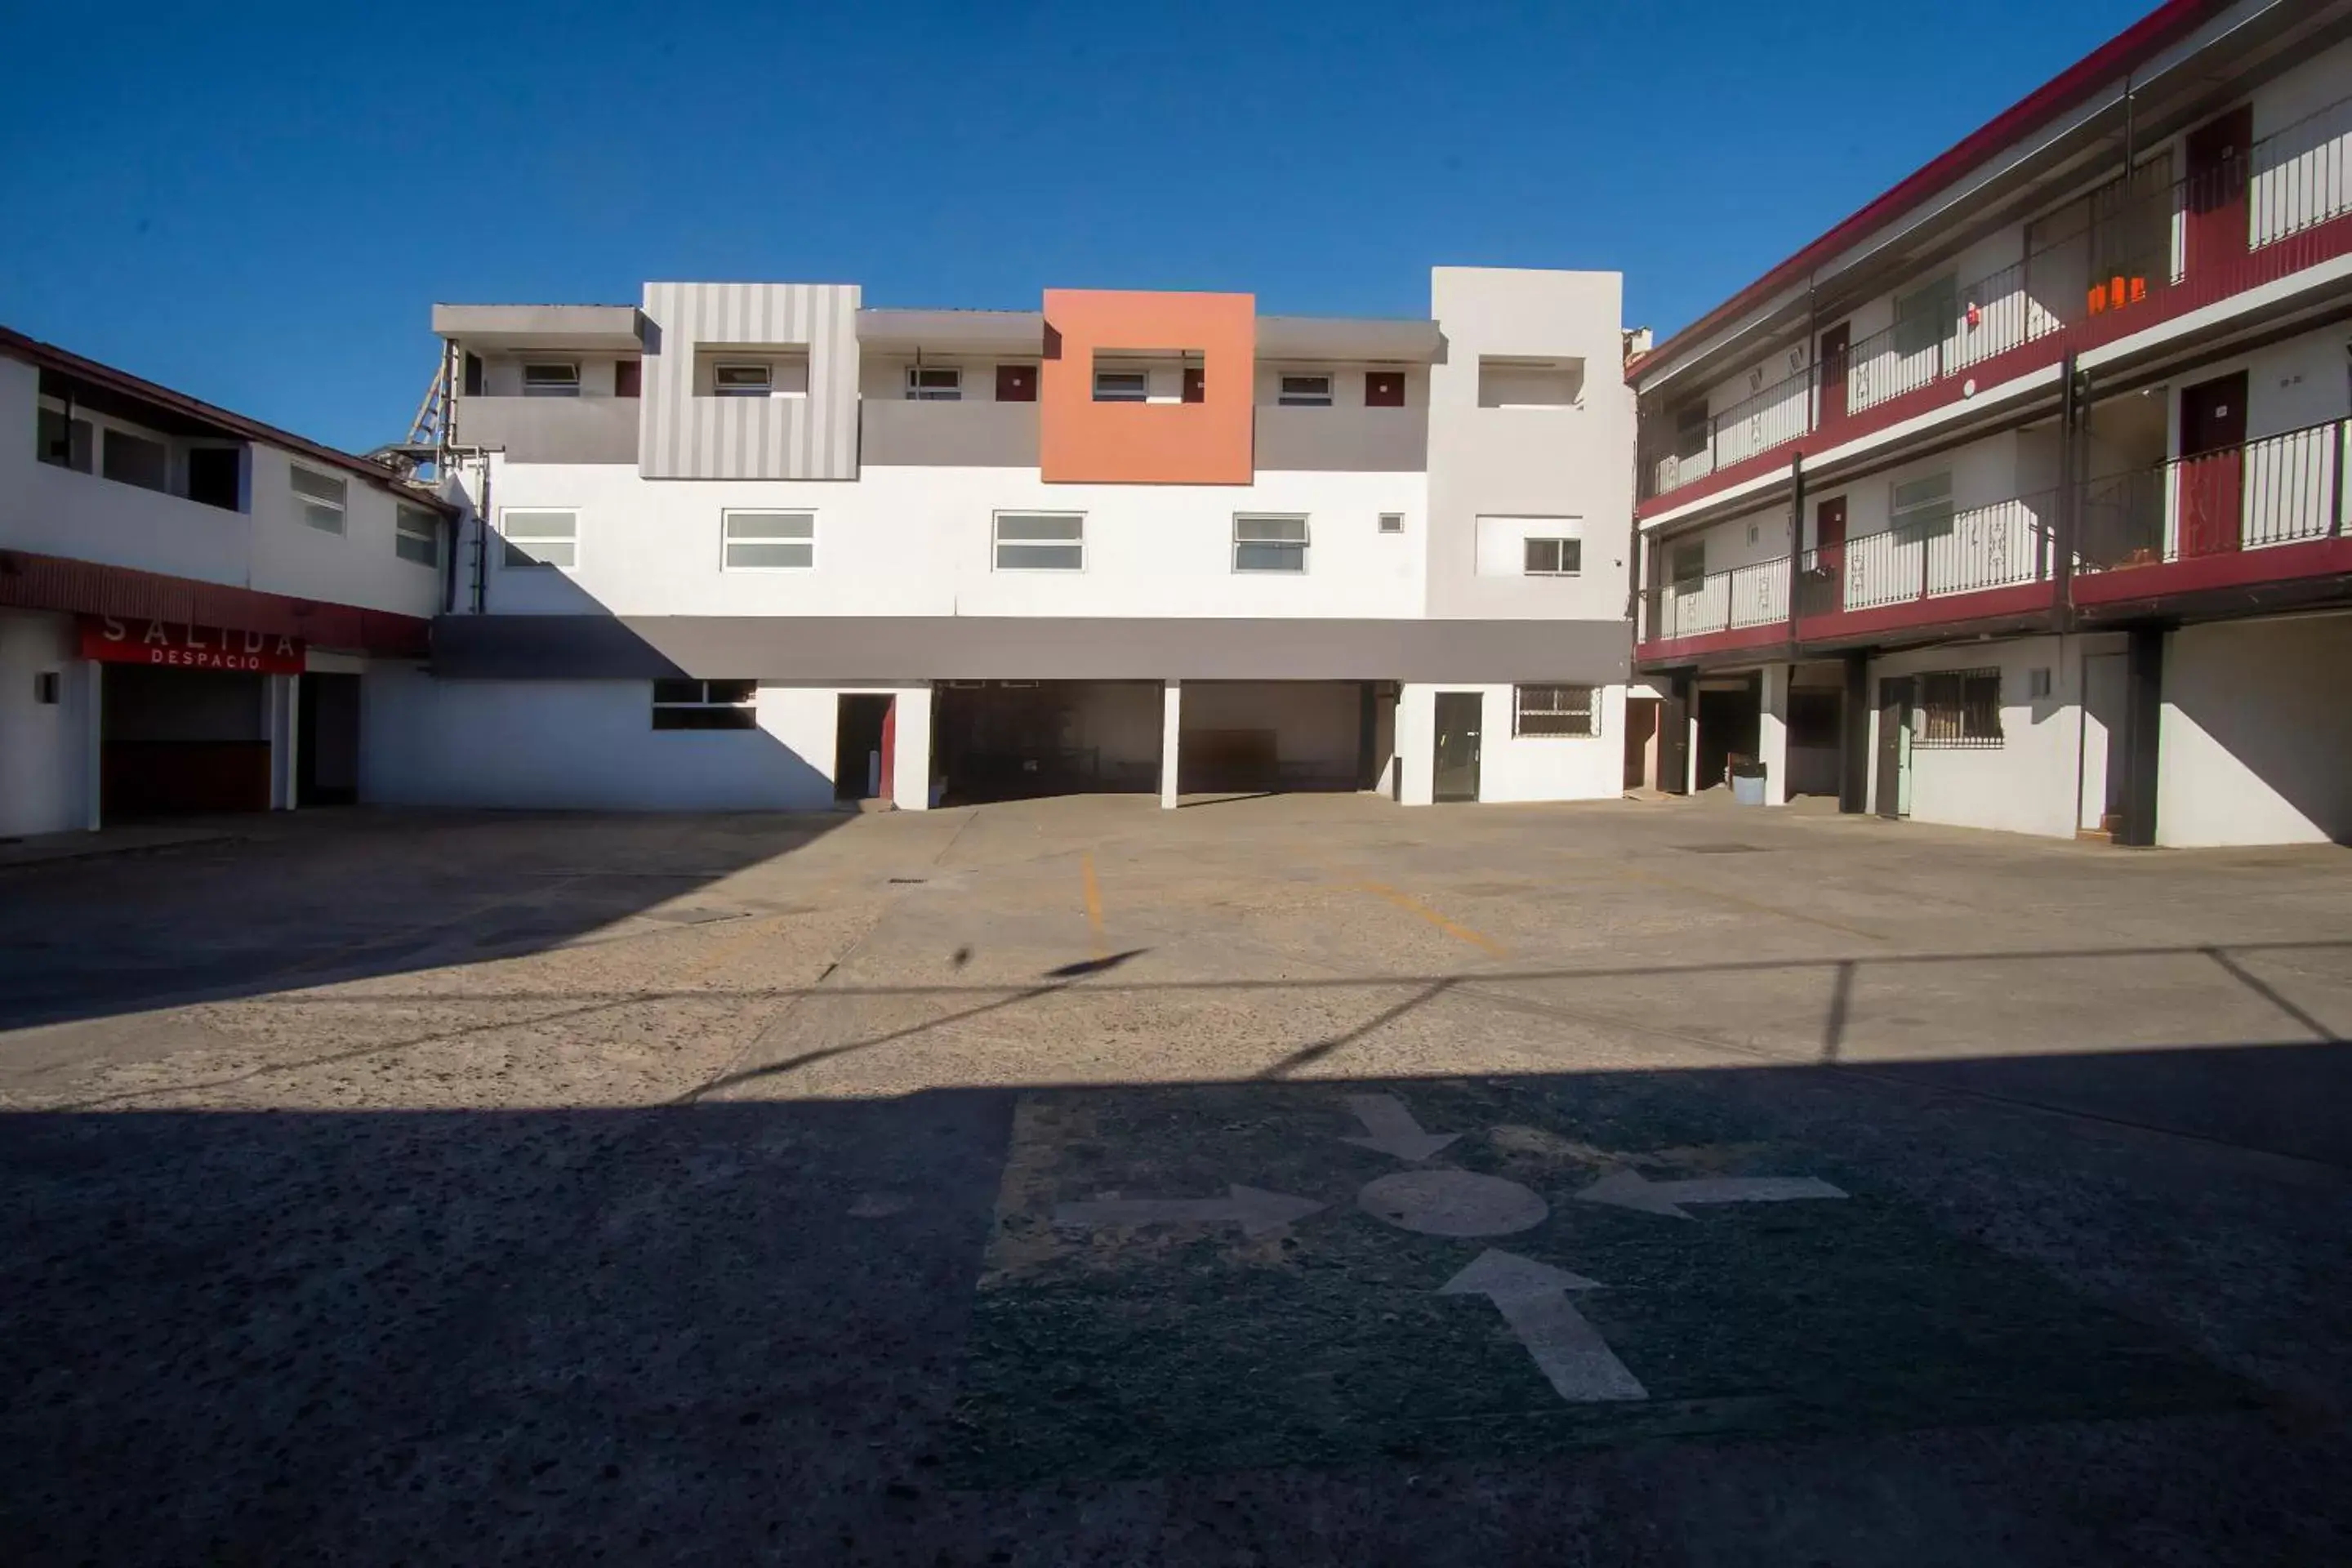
[1817,324,1851,427]
[1810,495,1849,617]
[2185,105,2252,282]
[1815,496,1848,573]
[2178,371,2247,559]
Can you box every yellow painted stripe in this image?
[1081,851,1107,956]
[1357,880,1508,956]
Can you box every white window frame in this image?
[992,510,1086,572]
[712,362,774,399]
[522,362,581,398]
[1522,537,1582,577]
[651,679,759,731]
[498,508,579,571]
[395,504,440,567]
[721,509,816,572]
[1891,471,1956,539]
[1092,368,1149,403]
[1277,373,1334,408]
[290,466,348,535]
[1514,684,1597,738]
[1233,513,1310,574]
[905,364,962,401]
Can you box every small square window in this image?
[1234,514,1308,573]
[1277,374,1333,408]
[1523,537,1582,576]
[713,363,773,398]
[996,364,1037,402]
[724,510,815,570]
[2027,666,2053,701]
[1379,512,1405,534]
[1891,472,1956,539]
[36,406,93,472]
[906,365,961,401]
[500,508,578,569]
[290,466,348,534]
[523,363,581,398]
[34,670,61,705]
[995,512,1085,571]
[1093,369,1149,403]
[1515,684,1597,737]
[1365,371,1405,408]
[395,505,440,567]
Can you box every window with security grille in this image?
[1916,669,2002,747]
[1514,684,1597,737]
[652,679,758,731]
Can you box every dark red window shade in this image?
[996,364,1037,402]
[1365,371,1405,408]
[614,359,642,398]
[1183,367,1205,404]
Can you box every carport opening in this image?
[1179,680,1382,796]
[297,673,361,807]
[934,680,1160,805]
[101,664,270,818]
[1694,680,1761,793]
[835,694,893,801]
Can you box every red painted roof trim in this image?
[0,550,432,657]
[1633,0,2234,384]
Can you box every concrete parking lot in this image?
[5,795,2350,1565]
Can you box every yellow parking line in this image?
[1357,880,1509,956]
[1081,851,1108,956]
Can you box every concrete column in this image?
[890,684,933,811]
[1758,663,1790,807]
[270,674,300,811]
[1159,679,1183,808]
[1684,693,1702,795]
[82,659,103,831]
[1838,652,1871,813]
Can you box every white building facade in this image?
[1628,0,2352,848]
[384,268,1637,812]
[0,329,454,838]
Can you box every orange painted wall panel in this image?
[1039,290,1255,484]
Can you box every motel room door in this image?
[2178,371,2248,559]
[1875,677,1913,820]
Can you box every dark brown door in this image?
[1875,678,1912,819]
[995,364,1037,402]
[1806,495,1849,617]
[614,359,642,398]
[2179,371,2248,558]
[1365,370,1405,408]
[2185,105,2252,279]
[1659,693,1690,795]
[1182,366,1205,404]
[1815,495,1848,573]
[1817,323,1851,426]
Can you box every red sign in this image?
[78,616,305,675]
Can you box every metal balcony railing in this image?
[1637,554,1792,644]
[1639,92,2352,506]
[1794,492,2056,620]
[2077,418,2350,575]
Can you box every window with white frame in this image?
[993,512,1084,571]
[723,510,814,570]
[522,362,580,398]
[1514,684,1597,737]
[1891,471,1955,539]
[1234,514,1308,573]
[651,679,758,731]
[713,363,773,398]
[395,505,440,567]
[290,466,347,533]
[1523,537,1582,576]
[1379,512,1405,534]
[1092,368,1149,403]
[905,365,961,401]
[500,509,578,568]
[1276,373,1333,408]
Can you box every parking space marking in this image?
[1082,852,1108,958]
[1356,880,1509,956]
[1610,863,1886,942]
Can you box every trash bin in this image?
[1730,759,1767,807]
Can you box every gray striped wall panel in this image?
[638,282,861,479]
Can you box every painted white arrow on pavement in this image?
[1339,1093,1461,1160]
[1439,1249,1646,1402]
[1573,1169,1847,1220]
[1053,1184,1326,1236]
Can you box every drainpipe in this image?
[2052,350,2084,633]
[470,450,492,616]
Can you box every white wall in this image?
[1426,269,1633,624]
[476,351,636,399]
[362,669,933,812]
[1866,635,2091,840]
[467,457,1426,620]
[0,353,446,629]
[0,610,90,837]
[2159,614,2352,847]
[1395,681,1626,805]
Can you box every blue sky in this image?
[1,0,2153,453]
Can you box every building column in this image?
[82,659,104,831]
[2118,626,2165,847]
[270,673,301,811]
[1758,663,1791,807]
[1159,679,1183,808]
[889,684,933,811]
[1838,651,1870,813]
